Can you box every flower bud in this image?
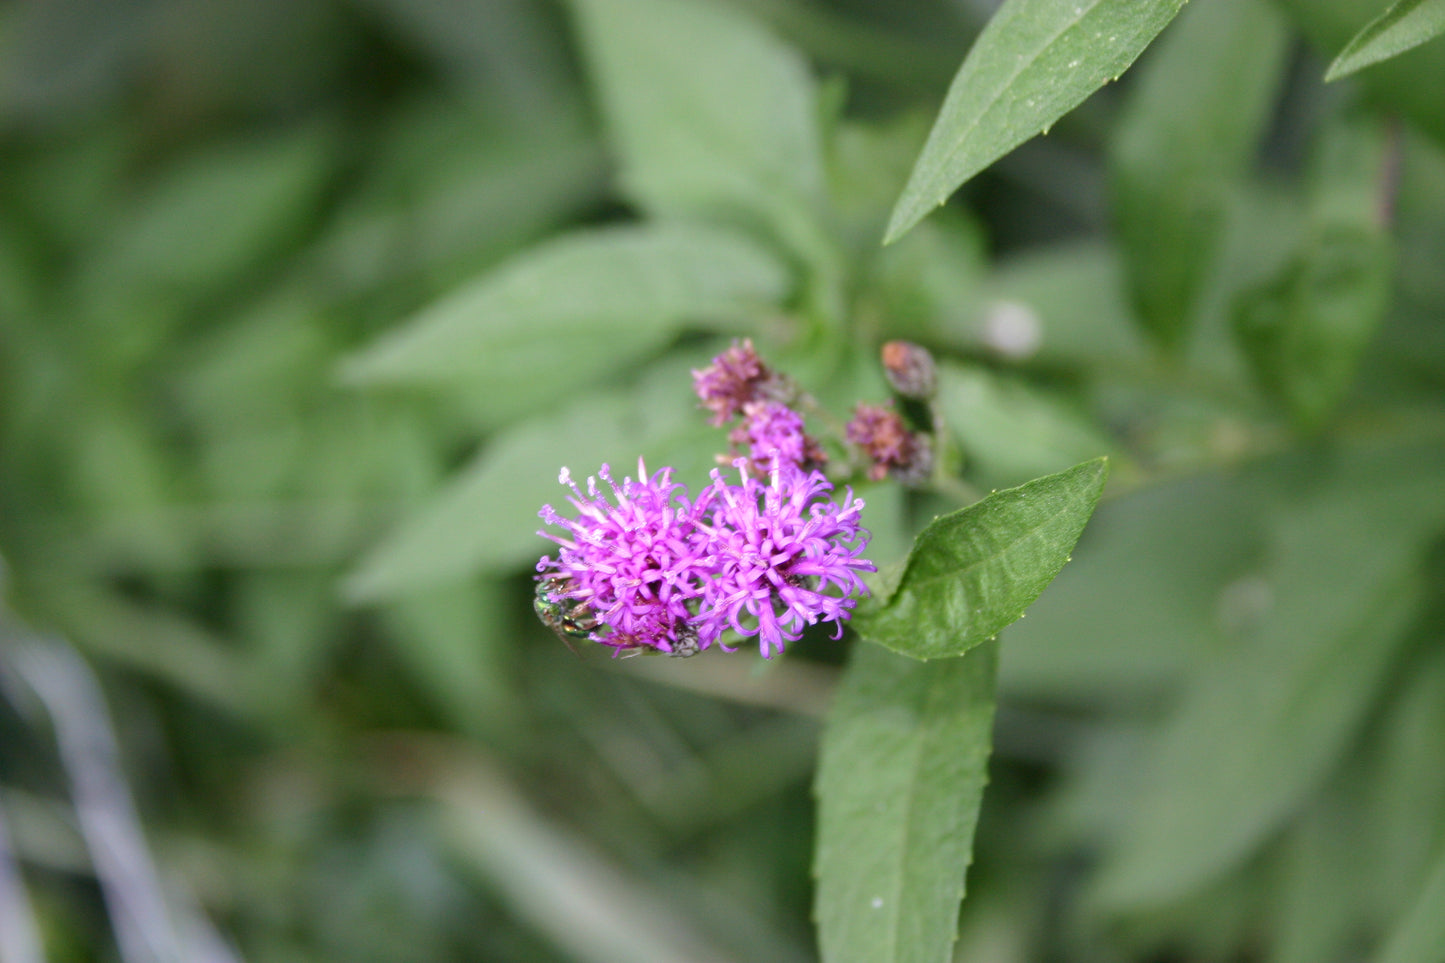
[880,341,936,400]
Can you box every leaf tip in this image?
[1322,55,1361,82]
[881,204,921,247]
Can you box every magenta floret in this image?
[728,400,826,476]
[699,461,875,658]
[537,459,719,655]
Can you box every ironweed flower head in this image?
[538,341,880,659]
[537,460,718,656]
[692,338,791,426]
[727,400,828,476]
[699,460,875,659]
[847,402,933,484]
[536,457,875,659]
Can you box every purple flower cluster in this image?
[537,340,879,658]
[728,401,827,476]
[537,457,874,659]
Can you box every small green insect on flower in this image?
[533,576,601,654]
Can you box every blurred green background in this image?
[2,0,1444,961]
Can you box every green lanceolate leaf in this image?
[884,0,1188,244]
[569,0,825,236]
[1375,849,1445,963]
[337,222,789,390]
[856,457,1107,661]
[1232,117,1393,428]
[1326,0,1445,81]
[1110,0,1289,348]
[814,639,999,963]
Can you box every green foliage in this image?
[1110,0,1289,348]
[336,222,789,410]
[814,640,998,963]
[5,0,1445,961]
[886,0,1188,243]
[1326,0,1445,81]
[856,459,1107,660]
[569,0,826,244]
[1232,117,1394,427]
[1095,444,1445,908]
[1376,850,1445,963]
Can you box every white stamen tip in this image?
[559,467,571,485]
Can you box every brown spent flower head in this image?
[846,402,934,485]
[692,338,793,426]
[880,341,937,400]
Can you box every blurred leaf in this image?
[1233,226,1392,425]
[356,0,574,113]
[337,223,789,393]
[1375,848,1445,963]
[1274,0,1445,146]
[1110,0,1288,348]
[1094,443,1445,910]
[0,0,142,121]
[82,125,335,299]
[1270,771,1371,963]
[814,639,999,963]
[2,121,133,251]
[999,465,1266,704]
[382,580,516,734]
[1362,633,1445,922]
[233,571,338,717]
[432,749,739,963]
[1233,118,1393,428]
[856,480,911,574]
[569,0,825,241]
[856,458,1107,660]
[827,113,934,258]
[314,100,604,301]
[22,577,254,720]
[934,363,1117,489]
[884,0,1188,244]
[342,360,716,601]
[68,403,192,571]
[1326,0,1445,81]
[967,240,1147,370]
[870,211,988,341]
